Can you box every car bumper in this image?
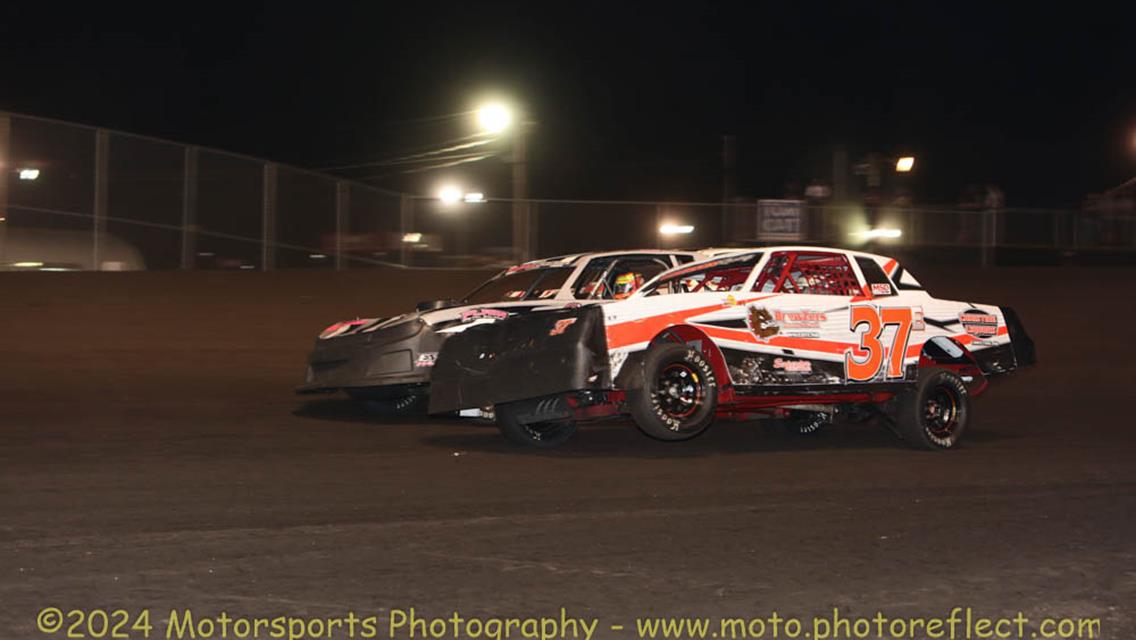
[428,306,611,414]
[296,319,445,394]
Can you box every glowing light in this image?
[309,254,327,259]
[895,156,915,173]
[463,192,485,203]
[659,223,695,235]
[402,233,423,243]
[18,168,40,180]
[857,228,903,239]
[476,103,512,134]
[438,186,462,204]
[12,261,44,268]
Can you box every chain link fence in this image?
[2,111,1133,272]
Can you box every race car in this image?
[428,247,1036,449]
[297,249,705,411]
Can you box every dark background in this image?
[2,2,1134,205]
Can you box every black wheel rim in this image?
[654,363,703,421]
[923,384,961,441]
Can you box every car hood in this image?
[318,300,587,340]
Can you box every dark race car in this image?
[297,250,704,412]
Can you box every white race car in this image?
[428,246,1035,449]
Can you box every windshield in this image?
[464,267,574,305]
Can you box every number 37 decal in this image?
[845,306,914,382]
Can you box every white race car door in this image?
[700,250,916,388]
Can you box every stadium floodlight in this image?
[659,223,695,235]
[895,156,915,173]
[476,103,512,135]
[18,168,40,181]
[438,186,463,204]
[463,192,485,203]
[858,228,903,239]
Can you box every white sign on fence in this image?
[757,199,806,241]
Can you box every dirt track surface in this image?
[2,267,1134,637]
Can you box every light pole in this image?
[512,123,530,262]
[475,101,531,262]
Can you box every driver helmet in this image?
[613,271,643,299]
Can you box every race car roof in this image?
[510,249,702,270]
[648,246,902,282]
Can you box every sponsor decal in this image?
[773,309,828,329]
[724,294,738,307]
[871,283,893,296]
[912,306,925,331]
[319,318,371,339]
[548,318,577,336]
[505,263,540,274]
[773,357,812,374]
[746,307,829,341]
[959,310,998,338]
[746,306,780,341]
[460,308,510,323]
[415,352,438,367]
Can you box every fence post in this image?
[399,194,413,267]
[511,127,530,262]
[335,181,349,270]
[261,162,277,271]
[92,129,109,271]
[180,146,198,270]
[0,113,9,265]
[979,210,991,268]
[530,200,539,259]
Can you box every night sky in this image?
[2,2,1134,207]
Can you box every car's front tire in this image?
[628,343,718,441]
[495,395,578,448]
[893,369,970,450]
[345,387,426,415]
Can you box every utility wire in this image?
[318,133,496,171]
[329,141,497,171]
[358,153,497,181]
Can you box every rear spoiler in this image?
[428,306,612,414]
[1000,306,1037,367]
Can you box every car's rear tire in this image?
[894,369,969,450]
[495,395,578,448]
[628,343,718,441]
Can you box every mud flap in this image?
[427,306,612,414]
[1000,306,1036,367]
